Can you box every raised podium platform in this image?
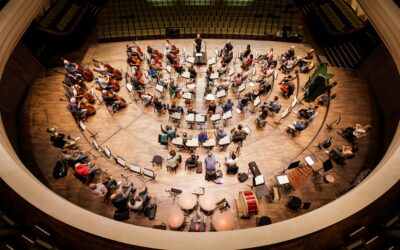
[193,51,207,65]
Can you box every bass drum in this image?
[238,190,258,217]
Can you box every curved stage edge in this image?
[0,0,399,249]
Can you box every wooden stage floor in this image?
[18,39,380,231]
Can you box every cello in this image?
[79,102,96,116]
[93,59,123,80]
[75,64,94,82]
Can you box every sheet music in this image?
[186,113,195,122]
[143,168,155,178]
[126,83,133,92]
[281,108,289,118]
[205,94,215,101]
[92,140,99,150]
[181,71,190,79]
[186,138,199,147]
[172,137,184,146]
[195,114,206,123]
[104,147,111,158]
[222,110,232,119]
[186,56,195,64]
[129,164,141,174]
[210,72,219,79]
[229,67,235,76]
[254,96,261,107]
[183,92,192,99]
[210,113,221,121]
[304,156,316,166]
[156,84,164,92]
[216,89,226,98]
[208,57,216,65]
[117,157,126,166]
[238,84,246,92]
[166,65,172,73]
[276,175,290,184]
[203,138,216,147]
[219,136,231,145]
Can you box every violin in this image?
[153,49,164,60]
[136,46,144,57]
[75,64,94,82]
[151,54,162,67]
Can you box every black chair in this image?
[256,216,272,226]
[151,155,163,168]
[287,196,302,211]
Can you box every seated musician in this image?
[63,59,81,78]
[257,48,274,62]
[238,94,250,111]
[61,148,87,164]
[198,131,208,144]
[68,98,87,121]
[222,99,234,113]
[153,96,167,112]
[280,80,295,99]
[101,90,125,112]
[225,151,239,174]
[239,44,251,60]
[93,61,113,76]
[207,101,217,116]
[279,57,297,73]
[188,211,206,232]
[263,96,281,113]
[218,63,228,77]
[161,124,176,139]
[126,44,142,61]
[241,54,254,71]
[232,73,243,89]
[339,124,372,144]
[299,48,315,66]
[258,81,272,95]
[188,65,197,79]
[216,127,227,142]
[206,65,214,85]
[49,130,80,148]
[294,120,309,131]
[204,151,217,181]
[256,108,269,128]
[126,72,146,93]
[166,53,177,65]
[169,80,182,95]
[298,105,318,120]
[186,154,199,168]
[300,60,315,73]
[167,150,182,169]
[95,74,111,90]
[128,187,149,211]
[231,124,246,143]
[219,40,233,57]
[63,73,84,88]
[139,92,153,106]
[110,183,136,210]
[222,50,234,64]
[170,101,184,114]
[281,46,296,62]
[328,145,358,165]
[194,33,202,53]
[74,162,99,181]
[149,65,161,82]
[89,179,118,199]
[217,80,231,91]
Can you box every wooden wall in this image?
[0,42,44,152]
[357,43,400,152]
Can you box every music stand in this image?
[116,156,126,168]
[128,163,142,176]
[143,168,156,182]
[166,188,182,203]
[79,121,97,137]
[315,136,332,150]
[104,146,112,158]
[323,159,333,172]
[92,139,100,151]
[288,160,300,170]
[326,115,341,130]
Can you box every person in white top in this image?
[225,151,239,174]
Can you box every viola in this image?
[136,46,144,57]
[171,44,180,54]
[153,49,164,59]
[135,70,143,79]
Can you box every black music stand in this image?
[165,188,182,203]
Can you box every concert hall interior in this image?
[0,0,399,249]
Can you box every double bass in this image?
[79,102,96,116]
[93,59,122,80]
[109,78,121,92]
[75,85,96,104]
[75,64,94,82]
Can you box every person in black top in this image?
[110,183,136,210]
[194,33,202,53]
[188,64,197,79]
[207,101,217,116]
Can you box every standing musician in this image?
[194,33,202,53]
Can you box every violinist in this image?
[194,33,202,53]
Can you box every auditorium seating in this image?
[96,0,304,42]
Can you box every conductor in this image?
[194,33,202,53]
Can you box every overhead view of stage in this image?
[19,39,379,231]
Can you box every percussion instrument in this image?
[179,193,197,213]
[212,210,235,231]
[324,174,335,183]
[198,193,217,213]
[236,190,258,217]
[167,207,185,230]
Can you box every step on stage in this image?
[193,51,207,65]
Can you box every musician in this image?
[281,46,296,62]
[207,101,217,116]
[110,183,136,210]
[232,73,243,88]
[216,127,227,142]
[153,96,167,112]
[294,120,309,131]
[339,124,372,144]
[160,124,176,139]
[206,65,214,85]
[169,80,182,95]
[222,99,234,113]
[204,151,217,181]
[188,211,206,232]
[257,48,274,62]
[166,40,179,55]
[194,33,202,53]
[170,101,184,114]
[49,131,80,148]
[328,145,358,165]
[280,79,295,99]
[63,59,80,78]
[188,65,197,79]
[139,92,153,106]
[298,105,318,120]
[62,148,88,164]
[74,162,99,181]
[101,90,124,112]
[69,97,87,121]
[126,44,142,61]
[256,109,269,128]
[241,54,254,71]
[263,96,281,114]
[218,63,228,77]
[63,73,84,89]
[89,179,118,200]
[93,61,113,76]
[239,44,251,60]
[238,94,250,111]
[219,40,233,57]
[95,74,111,90]
[299,48,315,66]
[231,124,246,143]
[222,50,233,64]
[128,187,149,211]
[225,151,239,174]
[300,60,315,73]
